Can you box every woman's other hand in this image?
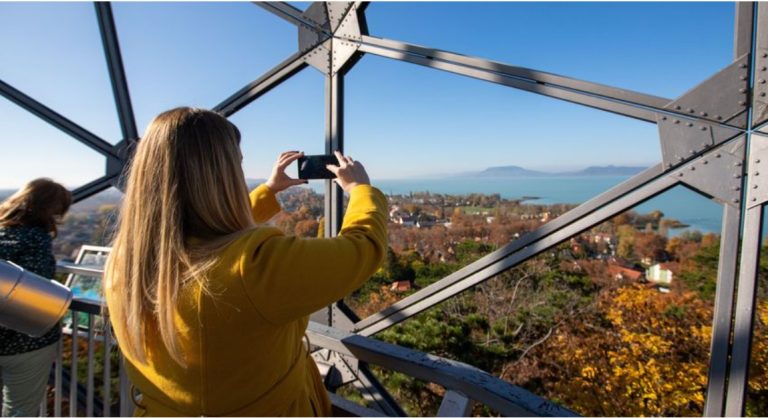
[265,151,308,192]
[326,151,371,193]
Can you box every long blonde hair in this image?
[0,178,71,237]
[105,107,255,366]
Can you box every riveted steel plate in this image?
[664,55,751,129]
[669,135,746,207]
[326,2,354,33]
[657,114,741,170]
[746,135,768,209]
[303,39,332,74]
[298,2,331,53]
[754,49,768,127]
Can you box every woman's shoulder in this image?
[0,224,50,240]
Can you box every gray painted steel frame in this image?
[3,1,768,416]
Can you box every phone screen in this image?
[297,155,339,180]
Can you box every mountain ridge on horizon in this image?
[458,164,648,178]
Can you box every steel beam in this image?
[324,73,344,237]
[752,3,768,129]
[213,51,309,117]
[734,2,756,59]
[357,41,660,123]
[253,2,308,28]
[95,2,138,142]
[704,203,743,416]
[354,163,664,332]
[72,174,118,203]
[0,79,118,159]
[358,172,678,336]
[359,35,670,111]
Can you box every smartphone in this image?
[297,154,339,180]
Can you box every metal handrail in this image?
[54,262,576,416]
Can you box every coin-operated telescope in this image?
[0,259,72,337]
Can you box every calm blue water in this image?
[311,176,726,234]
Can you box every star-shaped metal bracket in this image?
[298,2,363,76]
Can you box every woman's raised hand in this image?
[265,151,308,192]
[326,151,371,193]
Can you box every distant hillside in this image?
[474,166,546,177]
[569,165,647,176]
[463,165,647,178]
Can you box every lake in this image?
[314,176,727,234]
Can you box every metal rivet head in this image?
[734,198,740,203]
[756,172,761,176]
[733,186,740,191]
[689,150,696,155]
[700,126,707,131]
[703,160,709,165]
[762,66,768,71]
[688,108,694,114]
[700,111,708,117]
[690,166,696,171]
[739,101,747,106]
[764,53,768,58]
[678,172,684,177]
[762,92,767,97]
[678,157,684,162]
[736,162,743,166]
[716,115,723,120]
[754,184,759,189]
[741,75,748,81]
[662,116,667,121]
[674,119,680,124]
[740,88,747,93]
[675,105,682,110]
[757,159,762,164]
[753,197,758,202]
[735,174,742,178]
[761,79,767,84]
[741,63,748,68]
[716,154,722,158]
[687,122,694,127]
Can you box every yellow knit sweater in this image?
[106,184,388,416]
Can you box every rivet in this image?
[678,172,684,177]
[753,197,758,202]
[674,119,681,124]
[756,172,761,176]
[763,53,768,58]
[742,63,748,68]
[688,108,694,114]
[675,105,682,110]
[741,75,748,81]
[761,79,767,84]
[690,166,696,171]
[763,66,768,71]
[716,154,722,158]
[662,116,668,121]
[754,184,759,189]
[740,101,747,106]
[736,162,743,166]
[700,111,708,117]
[740,88,747,93]
[735,174,742,178]
[700,126,708,131]
[762,92,767,97]
[757,159,762,164]
[703,160,709,165]
[690,149,696,155]
[678,156,684,162]
[702,142,710,148]
[717,115,723,120]
[734,198,740,203]
[687,122,694,127]
[733,186,740,191]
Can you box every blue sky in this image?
[0,2,735,189]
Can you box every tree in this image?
[294,219,319,237]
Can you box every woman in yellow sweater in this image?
[104,107,387,416]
